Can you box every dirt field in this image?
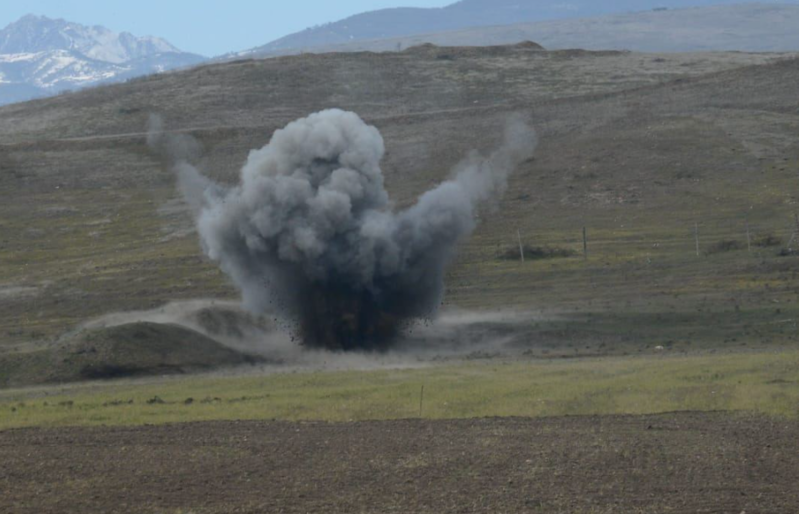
[1,412,797,513]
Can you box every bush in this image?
[754,233,782,248]
[498,245,576,261]
[705,239,744,255]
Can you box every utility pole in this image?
[517,229,525,262]
[793,213,799,253]
[746,219,751,254]
[787,213,799,253]
[583,226,588,260]
[694,222,700,257]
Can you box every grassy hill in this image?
[1,43,799,385]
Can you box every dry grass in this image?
[1,46,799,388]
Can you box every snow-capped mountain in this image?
[0,15,205,105]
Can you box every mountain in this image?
[241,0,799,56]
[0,15,205,105]
[241,3,799,57]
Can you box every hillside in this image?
[1,43,799,384]
[242,4,799,58]
[242,0,799,56]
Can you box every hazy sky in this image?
[0,0,452,57]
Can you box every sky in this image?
[0,0,452,57]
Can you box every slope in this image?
[0,45,798,380]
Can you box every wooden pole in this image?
[583,226,588,260]
[419,385,425,418]
[787,213,799,253]
[793,213,799,253]
[746,220,751,254]
[517,229,525,262]
[694,222,700,257]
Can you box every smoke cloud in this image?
[149,109,536,351]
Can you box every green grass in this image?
[0,186,233,348]
[1,349,797,430]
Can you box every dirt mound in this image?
[71,322,263,380]
[0,322,263,386]
[514,40,545,50]
[402,40,544,58]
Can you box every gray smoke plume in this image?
[149,109,536,351]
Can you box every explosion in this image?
[150,109,536,351]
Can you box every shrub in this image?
[754,233,782,248]
[498,245,576,261]
[705,239,744,255]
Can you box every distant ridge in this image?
[237,0,799,58]
[235,3,799,59]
